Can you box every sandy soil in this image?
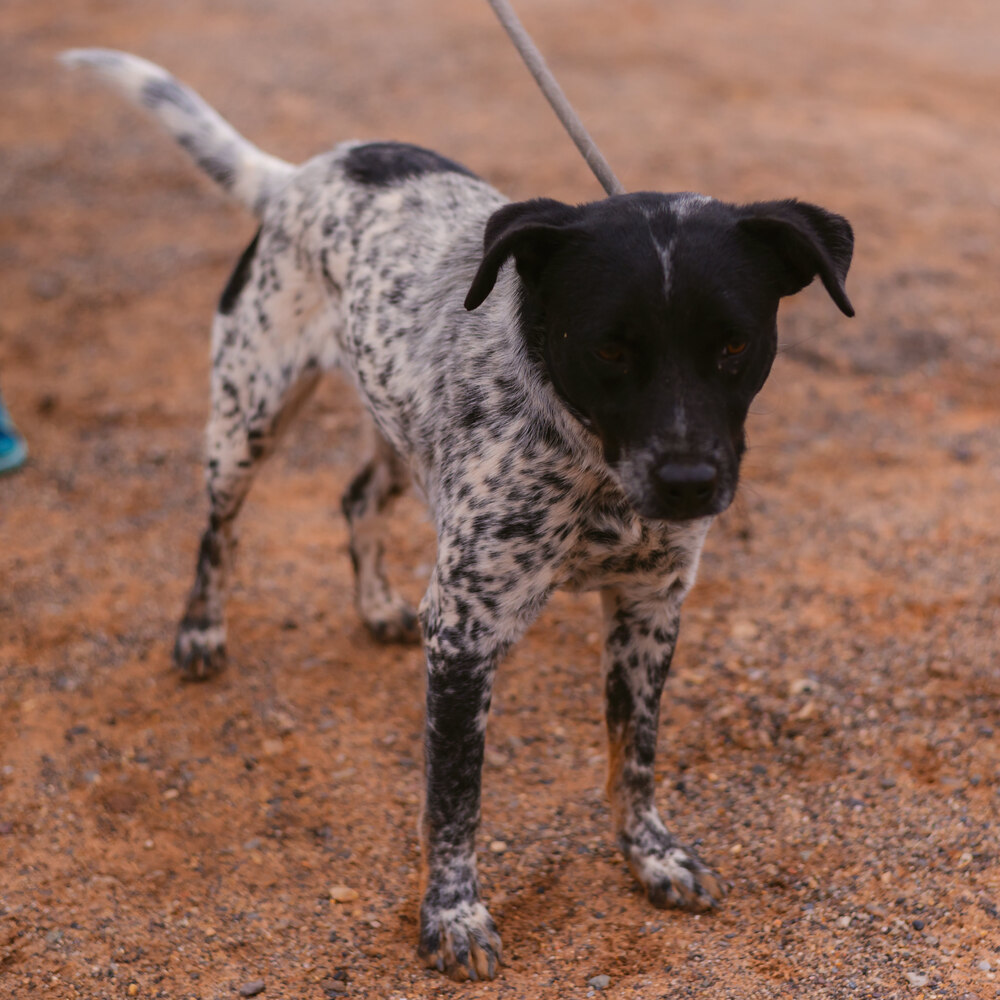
[1,0,998,997]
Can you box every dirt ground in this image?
[1,0,998,997]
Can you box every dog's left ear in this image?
[465,198,582,310]
[738,200,855,317]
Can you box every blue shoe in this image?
[0,402,27,475]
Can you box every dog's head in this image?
[465,192,853,521]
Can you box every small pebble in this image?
[36,393,58,415]
[272,710,297,733]
[905,971,929,988]
[978,960,991,972]
[489,840,507,853]
[912,918,925,930]
[30,271,66,301]
[329,886,359,903]
[588,974,611,990]
[239,981,266,997]
[128,985,139,997]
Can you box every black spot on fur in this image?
[247,429,267,461]
[219,228,262,315]
[320,251,342,295]
[175,134,235,191]
[494,518,541,542]
[198,155,235,190]
[141,77,199,115]
[195,526,224,569]
[343,142,477,187]
[341,462,375,519]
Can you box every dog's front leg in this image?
[416,578,505,981]
[602,584,728,911]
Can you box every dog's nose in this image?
[653,462,718,518]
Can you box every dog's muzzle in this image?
[652,460,718,520]
[615,446,735,522]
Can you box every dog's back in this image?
[62,50,543,498]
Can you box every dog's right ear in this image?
[465,198,582,310]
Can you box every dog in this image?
[63,48,854,981]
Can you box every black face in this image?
[466,192,854,522]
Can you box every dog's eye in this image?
[721,340,748,358]
[595,345,626,364]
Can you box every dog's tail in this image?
[60,49,294,219]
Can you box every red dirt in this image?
[1,0,998,997]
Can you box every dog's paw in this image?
[173,620,227,681]
[362,601,421,645]
[418,900,501,982]
[625,835,728,912]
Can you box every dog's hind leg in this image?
[341,429,420,643]
[174,361,320,680]
[173,434,247,681]
[174,228,324,679]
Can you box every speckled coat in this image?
[64,48,854,982]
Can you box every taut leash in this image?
[484,0,626,197]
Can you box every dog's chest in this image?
[560,506,710,593]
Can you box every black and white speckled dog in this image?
[63,49,854,981]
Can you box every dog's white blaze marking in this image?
[644,194,712,306]
[659,236,674,303]
[673,395,688,437]
[671,192,712,219]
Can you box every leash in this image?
[484,0,626,197]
